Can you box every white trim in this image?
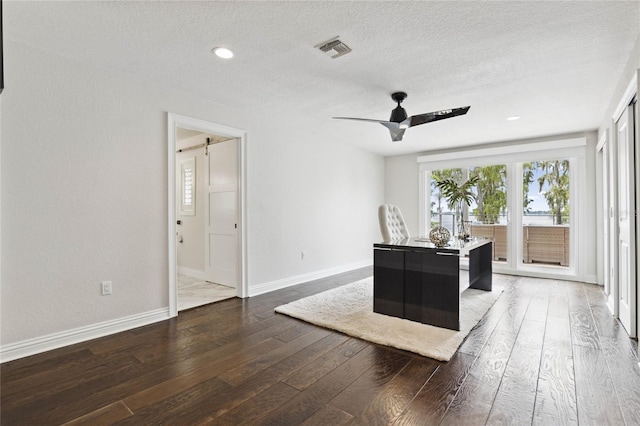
[509,162,521,270]
[0,308,170,363]
[249,260,372,297]
[417,138,586,164]
[168,113,249,319]
[612,73,637,122]
[572,157,582,278]
[608,119,620,317]
[491,264,596,284]
[584,274,599,285]
[168,116,178,317]
[635,91,640,337]
[239,135,248,298]
[596,130,608,152]
[177,266,207,281]
[596,134,607,287]
[418,169,427,236]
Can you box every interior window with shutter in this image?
[179,157,196,216]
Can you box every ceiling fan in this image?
[333,92,470,142]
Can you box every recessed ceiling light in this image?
[212,47,234,59]
[507,116,520,121]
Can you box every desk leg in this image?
[469,242,492,291]
[421,250,460,331]
[373,249,405,318]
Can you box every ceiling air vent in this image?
[315,37,352,59]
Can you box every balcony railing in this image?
[431,213,570,267]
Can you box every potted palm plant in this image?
[435,175,479,240]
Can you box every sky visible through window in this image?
[527,167,552,212]
[431,162,568,220]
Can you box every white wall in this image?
[0,40,383,356]
[595,33,640,328]
[598,34,639,138]
[595,35,639,284]
[247,124,384,289]
[175,137,207,275]
[384,154,420,236]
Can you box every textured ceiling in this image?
[6,1,640,156]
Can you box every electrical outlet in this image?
[101,281,112,296]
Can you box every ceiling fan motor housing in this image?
[390,92,408,122]
[390,106,407,122]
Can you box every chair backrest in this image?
[378,204,410,242]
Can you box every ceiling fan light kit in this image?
[333,92,470,142]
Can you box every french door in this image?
[428,160,573,273]
[421,138,586,280]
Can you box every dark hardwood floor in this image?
[2,268,639,425]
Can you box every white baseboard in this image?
[0,308,170,363]
[177,266,206,281]
[249,259,372,297]
[583,274,598,284]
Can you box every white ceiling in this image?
[6,1,640,156]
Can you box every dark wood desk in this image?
[373,238,492,331]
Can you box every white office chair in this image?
[378,204,410,242]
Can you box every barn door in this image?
[205,138,238,288]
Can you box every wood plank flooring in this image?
[2,268,639,425]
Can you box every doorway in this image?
[168,113,247,317]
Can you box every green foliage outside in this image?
[533,160,570,224]
[430,168,463,218]
[522,162,535,212]
[432,160,569,226]
[469,165,507,224]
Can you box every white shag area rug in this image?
[275,277,503,361]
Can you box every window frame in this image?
[418,137,587,280]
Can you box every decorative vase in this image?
[429,226,450,248]
[455,202,470,240]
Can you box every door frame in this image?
[610,72,638,337]
[167,113,248,318]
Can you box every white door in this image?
[205,138,238,288]
[601,142,615,311]
[616,105,636,337]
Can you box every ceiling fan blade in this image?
[332,117,388,124]
[408,106,470,127]
[333,117,406,141]
[380,122,406,142]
